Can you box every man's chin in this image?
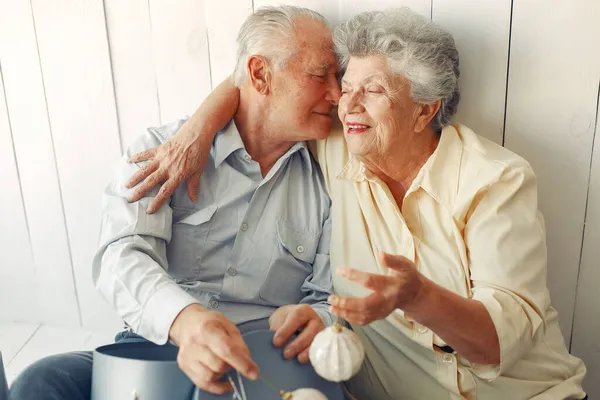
[310,120,333,139]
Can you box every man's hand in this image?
[269,304,325,364]
[169,304,259,394]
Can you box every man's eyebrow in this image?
[315,63,335,70]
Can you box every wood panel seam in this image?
[28,0,83,327]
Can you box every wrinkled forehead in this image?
[294,40,338,72]
[292,19,337,69]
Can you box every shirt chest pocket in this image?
[167,205,218,280]
[258,219,320,306]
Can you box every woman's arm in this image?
[332,164,547,377]
[330,252,500,366]
[404,277,501,365]
[126,78,240,213]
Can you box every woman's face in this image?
[338,55,420,159]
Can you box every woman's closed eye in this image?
[366,86,384,94]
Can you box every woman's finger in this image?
[146,176,182,213]
[330,306,377,326]
[187,172,201,202]
[128,147,157,163]
[378,252,413,273]
[125,159,159,189]
[337,267,390,291]
[329,292,385,314]
[128,169,166,203]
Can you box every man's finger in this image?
[125,160,159,189]
[283,319,322,360]
[187,173,201,203]
[273,310,309,348]
[128,148,157,163]
[181,359,232,395]
[206,325,259,380]
[297,347,310,364]
[336,267,389,291]
[196,346,230,375]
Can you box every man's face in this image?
[268,18,341,141]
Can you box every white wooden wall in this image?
[0,0,598,395]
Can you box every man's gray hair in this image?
[334,8,460,131]
[232,5,330,86]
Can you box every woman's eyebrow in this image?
[341,75,381,86]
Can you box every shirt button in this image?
[296,245,305,253]
[417,326,428,334]
[442,354,454,364]
[227,267,237,276]
[209,300,219,309]
[243,153,251,161]
[240,223,248,232]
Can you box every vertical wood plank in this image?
[103,0,160,149]
[30,0,124,330]
[571,84,600,397]
[432,0,511,144]
[0,0,80,326]
[254,0,341,26]
[204,0,253,87]
[148,0,213,123]
[503,0,600,342]
[339,0,431,22]
[0,63,38,323]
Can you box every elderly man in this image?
[9,6,341,400]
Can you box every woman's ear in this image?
[414,99,441,133]
[247,55,271,95]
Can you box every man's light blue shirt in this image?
[93,118,334,344]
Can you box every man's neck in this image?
[233,91,295,177]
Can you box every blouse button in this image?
[442,354,454,364]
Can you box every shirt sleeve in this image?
[299,204,335,327]
[464,164,549,380]
[92,128,200,345]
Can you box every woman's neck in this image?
[361,127,440,207]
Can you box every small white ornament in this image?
[280,388,328,400]
[309,322,365,382]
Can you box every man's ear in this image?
[247,55,271,95]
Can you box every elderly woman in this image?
[126,8,586,400]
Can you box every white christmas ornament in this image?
[309,322,365,382]
[280,388,328,400]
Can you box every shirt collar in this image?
[213,120,313,169]
[213,120,246,168]
[337,124,466,210]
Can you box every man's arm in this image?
[93,129,199,344]
[93,127,259,394]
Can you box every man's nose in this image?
[325,77,342,105]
